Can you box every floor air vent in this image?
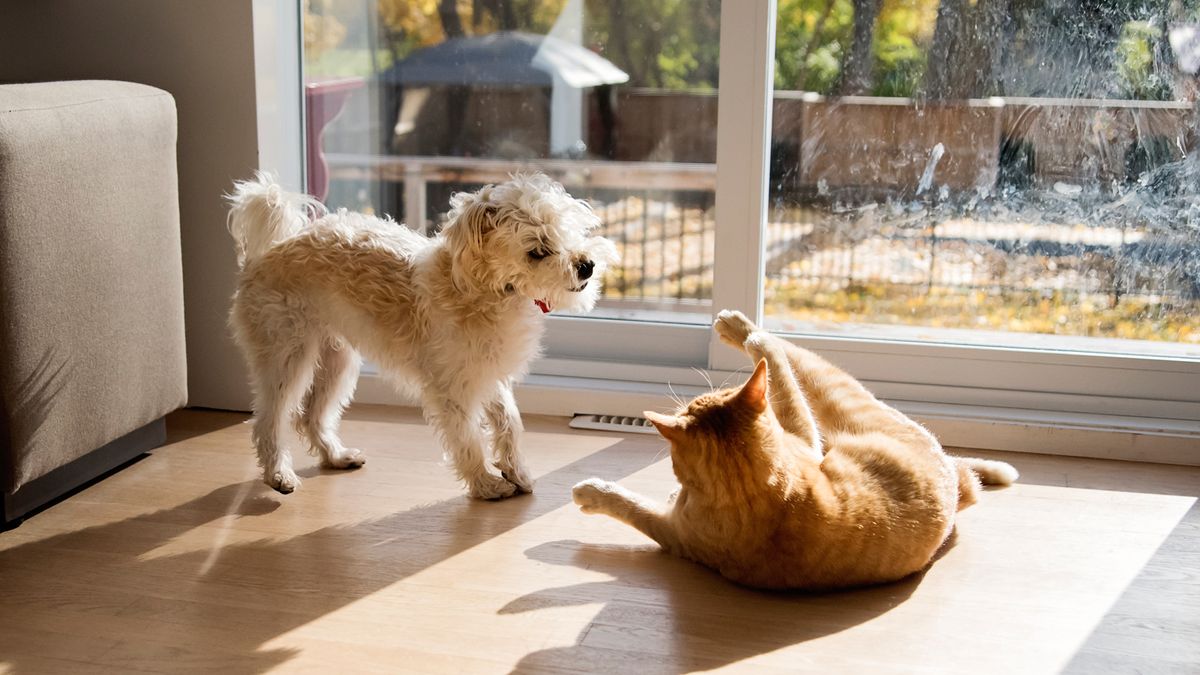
[569,414,658,435]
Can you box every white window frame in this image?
[253,0,306,194]
[275,0,1199,463]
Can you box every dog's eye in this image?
[527,248,552,261]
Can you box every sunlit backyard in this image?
[307,0,1200,352]
[581,193,1200,345]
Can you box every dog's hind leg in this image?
[249,334,320,494]
[424,395,518,500]
[299,337,365,470]
[484,382,533,493]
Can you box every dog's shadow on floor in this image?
[0,434,658,674]
[502,541,925,674]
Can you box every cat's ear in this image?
[644,410,686,442]
[736,359,769,413]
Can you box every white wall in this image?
[0,0,302,410]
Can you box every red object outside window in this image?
[304,77,364,201]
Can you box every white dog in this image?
[226,173,617,499]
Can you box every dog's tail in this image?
[226,171,326,268]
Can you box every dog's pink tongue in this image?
[535,299,551,313]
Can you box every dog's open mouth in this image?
[534,282,589,314]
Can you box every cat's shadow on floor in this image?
[502,539,931,674]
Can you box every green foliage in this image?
[1116,20,1172,100]
[805,43,846,92]
[774,0,935,95]
[585,0,721,89]
[774,0,853,92]
[658,48,701,90]
[306,0,1192,98]
[871,5,926,96]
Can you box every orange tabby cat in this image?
[573,310,1017,590]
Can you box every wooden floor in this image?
[0,406,1196,674]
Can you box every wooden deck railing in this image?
[324,153,717,234]
[323,153,1198,311]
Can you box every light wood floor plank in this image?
[1,405,1196,674]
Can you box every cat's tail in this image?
[953,456,1019,510]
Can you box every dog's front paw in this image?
[572,478,617,514]
[495,461,535,494]
[468,472,519,500]
[322,447,366,470]
[267,469,301,494]
[714,309,758,350]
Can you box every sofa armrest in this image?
[0,80,187,498]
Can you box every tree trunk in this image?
[968,0,1011,97]
[924,0,964,99]
[839,0,882,95]
[479,0,518,30]
[608,0,643,86]
[942,0,1010,98]
[438,0,465,38]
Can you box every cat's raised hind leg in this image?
[718,311,909,437]
[573,479,682,553]
[714,310,821,453]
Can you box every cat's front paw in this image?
[714,309,758,350]
[573,478,617,515]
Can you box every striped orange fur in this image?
[573,310,1017,590]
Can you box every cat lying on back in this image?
[573,310,1017,590]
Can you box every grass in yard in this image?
[306,48,394,78]
[764,280,1200,343]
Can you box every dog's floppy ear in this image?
[443,187,502,293]
[443,188,499,252]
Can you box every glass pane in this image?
[767,0,1200,357]
[302,0,721,324]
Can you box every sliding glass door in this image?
[765,0,1200,359]
[299,0,1199,427]
[302,0,721,326]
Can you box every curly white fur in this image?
[226,173,617,498]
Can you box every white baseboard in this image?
[354,371,1200,466]
[899,402,1200,465]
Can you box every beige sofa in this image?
[0,80,187,525]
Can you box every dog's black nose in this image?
[576,259,595,280]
